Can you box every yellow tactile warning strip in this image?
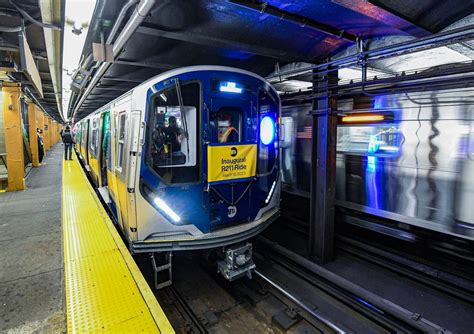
[62,157,174,333]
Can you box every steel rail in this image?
[257,236,450,333]
[255,269,347,333]
[337,236,474,304]
[165,286,208,334]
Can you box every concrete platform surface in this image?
[0,144,65,333]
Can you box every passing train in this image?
[74,66,281,284]
[281,87,474,241]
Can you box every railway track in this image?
[255,237,450,333]
[138,238,455,333]
[336,235,474,304]
[280,213,474,302]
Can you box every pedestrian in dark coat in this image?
[61,126,75,160]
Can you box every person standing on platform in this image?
[61,126,75,160]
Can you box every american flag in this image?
[296,126,312,139]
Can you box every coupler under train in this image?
[151,243,256,289]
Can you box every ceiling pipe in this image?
[229,0,357,43]
[80,0,138,73]
[0,25,23,32]
[267,24,474,83]
[107,0,139,45]
[72,0,156,118]
[69,0,141,118]
[9,0,61,30]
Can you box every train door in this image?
[99,111,110,187]
[107,109,120,222]
[89,116,100,185]
[207,97,256,229]
[80,119,89,166]
[110,98,139,240]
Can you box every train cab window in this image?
[147,81,200,184]
[116,113,126,170]
[213,108,242,144]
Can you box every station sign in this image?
[207,144,256,184]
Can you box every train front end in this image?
[134,66,280,263]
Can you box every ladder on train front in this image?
[151,252,173,289]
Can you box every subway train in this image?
[74,66,281,283]
[281,87,474,241]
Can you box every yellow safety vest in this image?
[220,127,238,143]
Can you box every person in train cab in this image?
[165,116,183,152]
[219,119,239,143]
[61,126,75,161]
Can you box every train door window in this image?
[257,90,278,175]
[116,113,126,170]
[90,118,99,156]
[81,122,87,147]
[147,81,200,183]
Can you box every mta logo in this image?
[227,205,237,218]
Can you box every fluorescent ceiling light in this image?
[62,0,97,120]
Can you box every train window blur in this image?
[147,82,200,184]
[116,113,126,170]
[214,109,242,144]
[81,121,88,148]
[337,125,403,157]
[257,90,278,175]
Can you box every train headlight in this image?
[265,181,277,204]
[260,116,275,145]
[153,197,181,223]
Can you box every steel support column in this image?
[2,84,25,191]
[309,70,338,263]
[27,102,40,167]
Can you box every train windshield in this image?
[146,81,200,184]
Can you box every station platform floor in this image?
[0,144,173,333]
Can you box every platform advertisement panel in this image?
[207,144,257,183]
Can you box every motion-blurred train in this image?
[74,66,281,283]
[281,87,474,241]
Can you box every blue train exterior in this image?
[76,66,281,253]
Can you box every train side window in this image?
[90,119,99,156]
[336,125,403,157]
[116,113,126,170]
[147,81,200,184]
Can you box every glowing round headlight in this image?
[260,116,275,145]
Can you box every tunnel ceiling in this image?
[0,0,64,122]
[70,0,474,121]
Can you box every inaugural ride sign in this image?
[207,144,257,183]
